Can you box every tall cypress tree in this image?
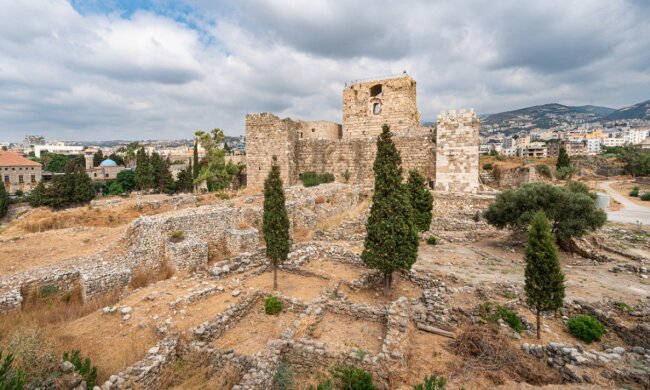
[193,140,200,180]
[134,147,154,191]
[556,147,571,169]
[93,149,104,167]
[407,169,433,232]
[0,182,8,219]
[263,156,290,290]
[524,211,565,339]
[74,164,96,204]
[362,125,419,296]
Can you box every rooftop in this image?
[0,151,42,167]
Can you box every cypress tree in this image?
[556,147,571,170]
[0,182,8,218]
[407,169,433,232]
[193,140,200,180]
[29,181,46,207]
[74,164,96,204]
[524,211,565,339]
[263,156,290,290]
[361,125,419,297]
[134,147,154,191]
[93,149,104,167]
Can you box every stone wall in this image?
[342,75,420,138]
[435,109,480,193]
[246,112,299,190]
[298,120,341,140]
[294,134,435,186]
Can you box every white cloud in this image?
[0,0,649,141]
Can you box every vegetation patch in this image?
[309,365,375,390]
[426,236,438,245]
[301,172,335,187]
[63,350,98,389]
[265,295,283,315]
[629,187,640,197]
[567,315,605,343]
[641,193,650,201]
[169,230,185,242]
[413,374,446,390]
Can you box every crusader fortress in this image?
[246,74,480,192]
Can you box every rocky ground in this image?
[0,185,648,390]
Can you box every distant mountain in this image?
[605,100,650,120]
[481,103,615,127]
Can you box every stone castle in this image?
[246,74,479,192]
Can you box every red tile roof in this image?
[0,151,42,167]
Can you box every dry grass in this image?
[293,226,314,242]
[129,261,175,289]
[314,195,326,204]
[160,359,244,389]
[316,199,369,232]
[449,326,561,386]
[237,221,251,229]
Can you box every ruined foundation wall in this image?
[434,109,480,193]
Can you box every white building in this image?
[34,143,84,158]
[602,138,626,147]
[626,129,650,145]
[585,139,601,154]
[503,147,518,157]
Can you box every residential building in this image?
[586,139,601,154]
[0,151,42,194]
[602,138,626,147]
[34,142,84,158]
[517,142,547,158]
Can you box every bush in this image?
[483,182,606,242]
[482,163,493,171]
[413,374,446,390]
[63,350,97,389]
[629,187,640,197]
[0,351,25,390]
[567,315,605,343]
[343,169,351,184]
[496,307,524,333]
[641,193,650,201]
[273,361,293,390]
[265,295,283,315]
[169,230,185,242]
[300,171,335,187]
[555,166,578,180]
[535,164,552,178]
[331,365,375,390]
[426,236,438,245]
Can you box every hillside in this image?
[605,100,650,120]
[481,103,614,128]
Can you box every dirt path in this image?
[601,180,650,225]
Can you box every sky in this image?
[1,0,649,142]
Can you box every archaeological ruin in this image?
[246,74,480,192]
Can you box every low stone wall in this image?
[165,236,209,271]
[571,300,650,349]
[193,291,261,342]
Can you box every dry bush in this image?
[129,261,175,290]
[159,357,244,389]
[292,226,314,242]
[314,195,326,204]
[21,283,83,310]
[450,326,561,386]
[6,329,58,383]
[237,221,251,229]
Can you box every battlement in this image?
[436,108,478,127]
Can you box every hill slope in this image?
[605,100,650,120]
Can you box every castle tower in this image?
[342,74,420,138]
[434,109,480,193]
[245,113,300,189]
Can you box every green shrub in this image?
[535,164,552,178]
[38,284,59,299]
[273,361,293,390]
[343,169,351,184]
[426,236,438,245]
[567,315,605,343]
[265,295,283,315]
[63,350,98,389]
[0,351,25,390]
[641,193,650,201]
[413,374,446,390]
[169,230,185,242]
[615,302,633,312]
[482,163,493,171]
[629,187,640,197]
[300,172,335,187]
[331,365,375,390]
[496,307,524,333]
[555,166,578,180]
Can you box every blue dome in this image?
[99,159,118,167]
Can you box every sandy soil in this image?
[311,313,384,354]
[342,276,422,306]
[303,259,367,281]
[416,235,649,304]
[241,271,333,302]
[0,226,125,274]
[213,302,299,355]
